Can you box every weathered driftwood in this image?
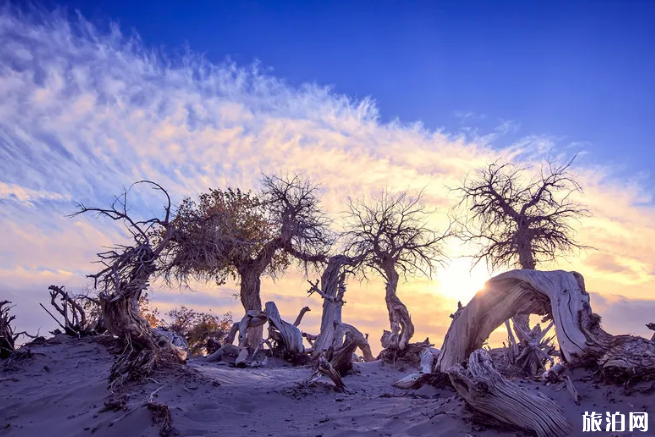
[293,306,311,327]
[541,364,581,405]
[512,321,556,376]
[206,344,241,362]
[541,363,566,383]
[562,375,581,405]
[378,337,433,366]
[221,301,304,364]
[237,311,268,348]
[41,286,91,337]
[308,256,354,355]
[306,324,373,391]
[328,324,373,375]
[448,349,571,437]
[436,270,655,382]
[224,322,240,345]
[647,323,655,342]
[393,347,439,389]
[342,323,375,362]
[308,356,346,392]
[265,301,304,355]
[154,327,189,355]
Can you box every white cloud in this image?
[1,6,654,349]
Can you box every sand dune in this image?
[1,334,653,437]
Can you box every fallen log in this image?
[447,349,571,437]
[393,347,438,389]
[307,355,346,392]
[206,344,240,363]
[378,337,433,366]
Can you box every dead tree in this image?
[435,270,655,383]
[345,190,448,351]
[307,326,375,391]
[72,181,186,386]
[0,301,19,359]
[304,254,373,361]
[162,174,331,348]
[38,285,99,337]
[454,157,589,341]
[210,301,305,366]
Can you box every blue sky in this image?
[2,2,655,343]
[46,0,655,177]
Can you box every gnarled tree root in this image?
[448,349,571,437]
[147,402,174,437]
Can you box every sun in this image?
[435,258,490,303]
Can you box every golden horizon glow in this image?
[434,258,492,304]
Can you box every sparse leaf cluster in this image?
[166,306,233,355]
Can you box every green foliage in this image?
[138,291,161,328]
[167,306,233,355]
[163,187,289,285]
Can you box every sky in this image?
[1,2,655,352]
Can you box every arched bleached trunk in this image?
[435,270,655,382]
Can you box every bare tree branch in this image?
[343,189,450,349]
[453,156,591,273]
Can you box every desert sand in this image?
[1,334,652,437]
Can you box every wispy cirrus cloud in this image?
[1,5,654,349]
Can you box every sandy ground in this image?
[1,335,653,437]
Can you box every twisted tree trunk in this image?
[73,181,185,386]
[308,255,374,361]
[513,235,536,343]
[381,267,414,351]
[102,284,186,385]
[238,267,264,348]
[311,257,348,357]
